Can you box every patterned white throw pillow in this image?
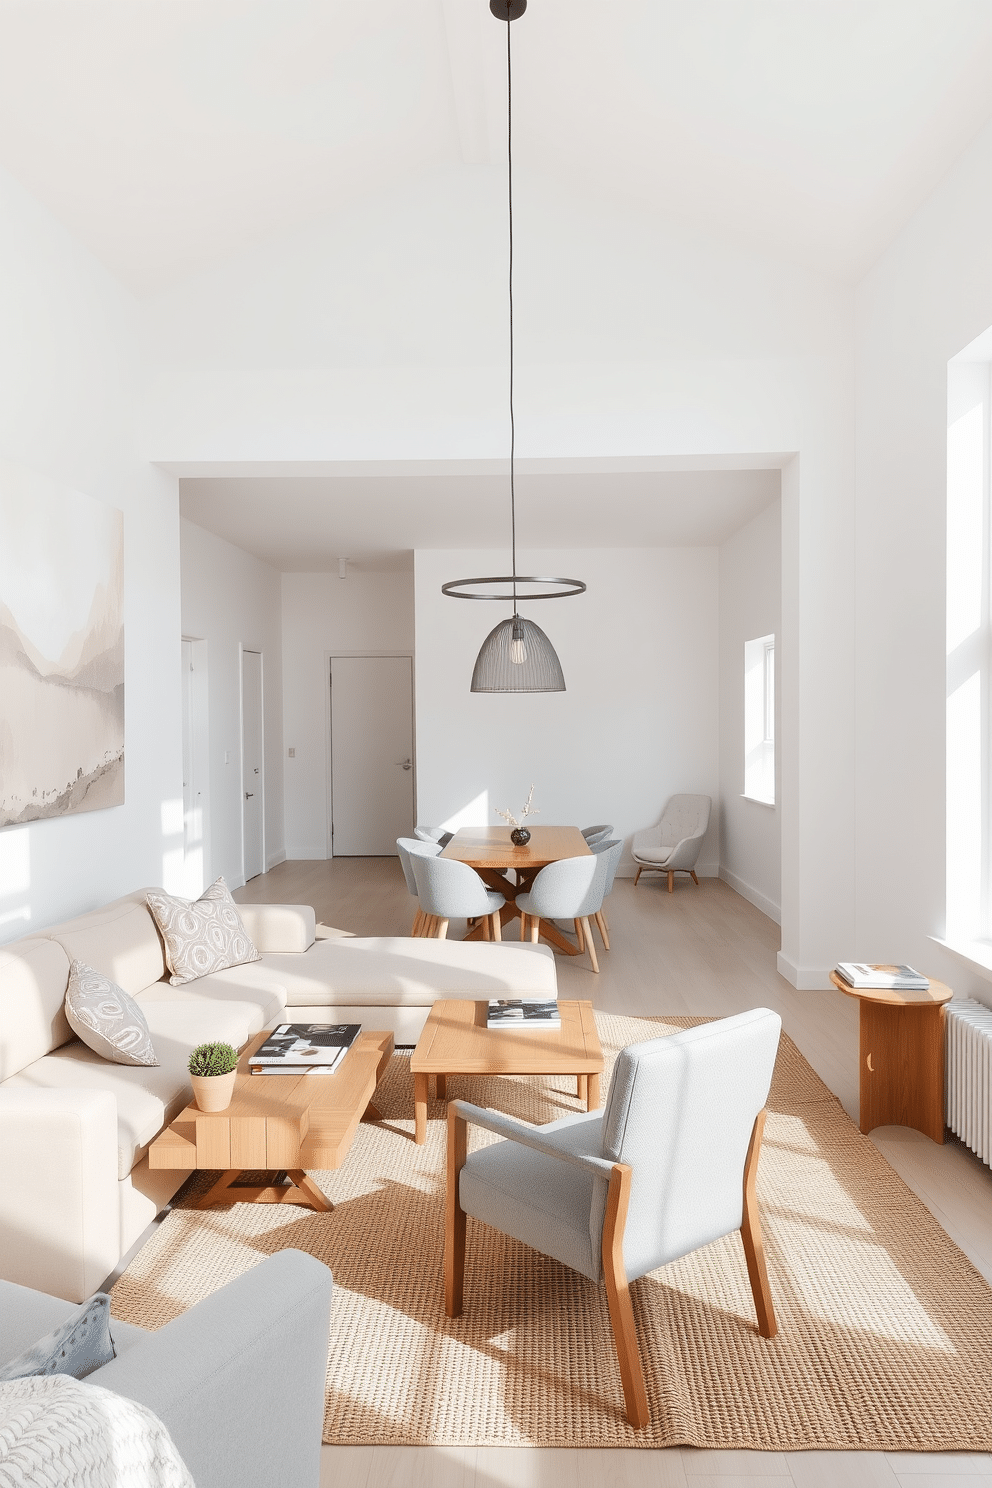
[146,877,260,986]
[0,1374,194,1487]
[65,962,159,1067]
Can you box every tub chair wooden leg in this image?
[581,916,599,972]
[667,871,674,893]
[595,910,610,950]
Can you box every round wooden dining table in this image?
[439,824,592,955]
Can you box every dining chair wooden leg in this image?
[530,917,541,943]
[690,870,699,885]
[594,910,611,950]
[411,908,424,936]
[581,917,599,973]
[634,865,643,886]
[574,918,585,951]
[445,1105,468,1318]
[740,1109,777,1338]
[481,915,491,941]
[519,912,528,941]
[491,912,502,942]
[667,871,674,893]
[436,918,449,940]
[602,1162,649,1428]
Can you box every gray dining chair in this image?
[445,1007,782,1427]
[396,836,442,936]
[515,854,607,971]
[410,851,506,942]
[415,824,455,848]
[581,823,613,845]
[589,838,623,948]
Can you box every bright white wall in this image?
[282,570,414,859]
[719,500,782,922]
[414,547,720,873]
[855,113,992,1000]
[139,168,856,982]
[0,165,182,945]
[180,519,284,888]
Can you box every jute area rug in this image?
[111,1014,992,1451]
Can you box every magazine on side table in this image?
[486,999,561,1030]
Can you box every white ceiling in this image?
[0,1,991,292]
[179,466,781,570]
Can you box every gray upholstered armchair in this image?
[445,1008,782,1426]
[632,793,711,891]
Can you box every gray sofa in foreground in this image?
[0,1249,333,1488]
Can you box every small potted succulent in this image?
[188,1041,239,1112]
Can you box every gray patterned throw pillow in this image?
[65,961,159,1067]
[146,877,260,986]
[0,1293,116,1382]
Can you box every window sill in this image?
[740,794,776,808]
[930,935,992,984]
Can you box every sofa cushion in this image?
[65,962,159,1068]
[146,879,260,986]
[4,997,252,1179]
[259,938,557,1007]
[0,1281,146,1368]
[135,962,287,1033]
[0,937,73,1078]
[0,1292,115,1382]
[47,891,168,997]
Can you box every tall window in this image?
[946,353,990,943]
[744,633,775,805]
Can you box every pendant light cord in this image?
[505,4,517,610]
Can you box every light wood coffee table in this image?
[149,1028,393,1211]
[410,999,604,1144]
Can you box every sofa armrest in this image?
[238,902,316,954]
[0,1089,120,1303]
[96,1249,333,1488]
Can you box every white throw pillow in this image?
[0,1374,194,1487]
[146,877,261,986]
[65,962,159,1068]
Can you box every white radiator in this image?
[946,996,992,1165]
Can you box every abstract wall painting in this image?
[0,462,124,828]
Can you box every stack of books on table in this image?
[487,999,560,1030]
[834,963,930,991]
[249,1023,360,1075]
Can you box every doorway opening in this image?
[241,648,264,881]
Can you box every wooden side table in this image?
[829,972,952,1144]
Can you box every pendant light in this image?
[441,0,585,693]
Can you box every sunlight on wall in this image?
[946,365,989,943]
[0,826,31,932]
[161,797,187,895]
[440,791,489,832]
[743,634,775,804]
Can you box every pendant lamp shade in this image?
[470,615,565,693]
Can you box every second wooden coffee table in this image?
[410,999,603,1144]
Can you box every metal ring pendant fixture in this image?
[441,0,585,693]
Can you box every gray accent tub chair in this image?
[632,794,712,892]
[445,1008,782,1426]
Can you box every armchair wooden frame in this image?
[444,1103,776,1429]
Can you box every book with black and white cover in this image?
[834,963,930,991]
[248,1023,360,1072]
[487,999,561,1030]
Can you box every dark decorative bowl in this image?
[510,827,531,846]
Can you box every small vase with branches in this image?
[496,785,539,846]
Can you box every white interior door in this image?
[330,656,414,855]
[241,649,264,881]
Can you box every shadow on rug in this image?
[111,1014,992,1450]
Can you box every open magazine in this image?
[487,999,561,1030]
[249,1023,360,1075]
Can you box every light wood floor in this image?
[236,861,992,1487]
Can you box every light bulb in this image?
[510,619,527,665]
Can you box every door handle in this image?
[245,792,254,799]
[398,759,412,771]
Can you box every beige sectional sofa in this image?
[0,888,557,1302]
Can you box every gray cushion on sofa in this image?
[0,1280,147,1369]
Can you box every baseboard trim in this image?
[266,849,287,871]
[776,952,832,990]
[718,867,781,925]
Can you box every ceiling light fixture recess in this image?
[441,0,585,693]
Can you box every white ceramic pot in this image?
[190,1069,237,1112]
